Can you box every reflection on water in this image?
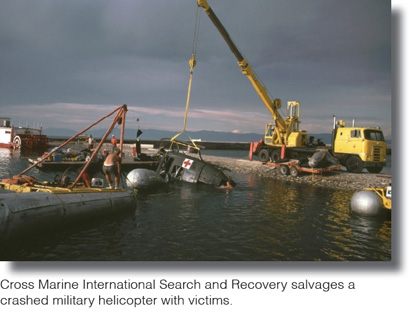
[0,148,16,177]
[0,148,391,261]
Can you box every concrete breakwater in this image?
[146,140,251,150]
[130,140,392,154]
[48,138,391,154]
[47,137,249,150]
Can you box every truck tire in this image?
[279,165,289,175]
[258,149,270,163]
[271,150,281,162]
[290,166,299,177]
[345,156,364,173]
[367,166,383,174]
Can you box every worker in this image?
[110,134,118,152]
[103,149,122,189]
[135,131,142,159]
[88,135,95,149]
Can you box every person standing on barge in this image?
[103,148,122,189]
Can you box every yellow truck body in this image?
[332,126,387,173]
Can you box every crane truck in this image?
[197,0,321,162]
[197,0,387,173]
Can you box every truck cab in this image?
[332,119,387,173]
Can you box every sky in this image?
[0,0,391,138]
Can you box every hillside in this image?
[43,128,390,145]
[44,127,264,143]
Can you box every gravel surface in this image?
[198,154,391,192]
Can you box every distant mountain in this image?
[44,127,263,142]
[43,127,78,137]
[138,129,264,143]
[43,128,391,145]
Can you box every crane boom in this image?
[197,0,288,136]
[197,0,386,173]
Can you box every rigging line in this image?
[182,6,201,131]
[192,6,201,56]
[182,54,196,131]
[170,6,201,152]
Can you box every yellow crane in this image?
[197,1,387,174]
[197,0,313,163]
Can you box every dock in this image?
[28,142,159,172]
[28,158,158,171]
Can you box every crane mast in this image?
[197,0,304,146]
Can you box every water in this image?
[0,148,391,261]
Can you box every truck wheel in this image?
[279,165,289,175]
[367,167,383,174]
[345,156,364,173]
[290,166,299,177]
[258,149,270,163]
[271,150,281,162]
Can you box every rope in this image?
[170,6,202,152]
[192,6,201,57]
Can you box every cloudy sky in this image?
[1,0,391,138]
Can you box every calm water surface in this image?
[0,148,391,261]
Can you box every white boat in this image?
[0,117,48,149]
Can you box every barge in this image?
[0,105,138,241]
[0,182,136,241]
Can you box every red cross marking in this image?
[183,159,193,168]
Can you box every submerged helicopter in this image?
[126,138,235,190]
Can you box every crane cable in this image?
[170,7,201,151]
